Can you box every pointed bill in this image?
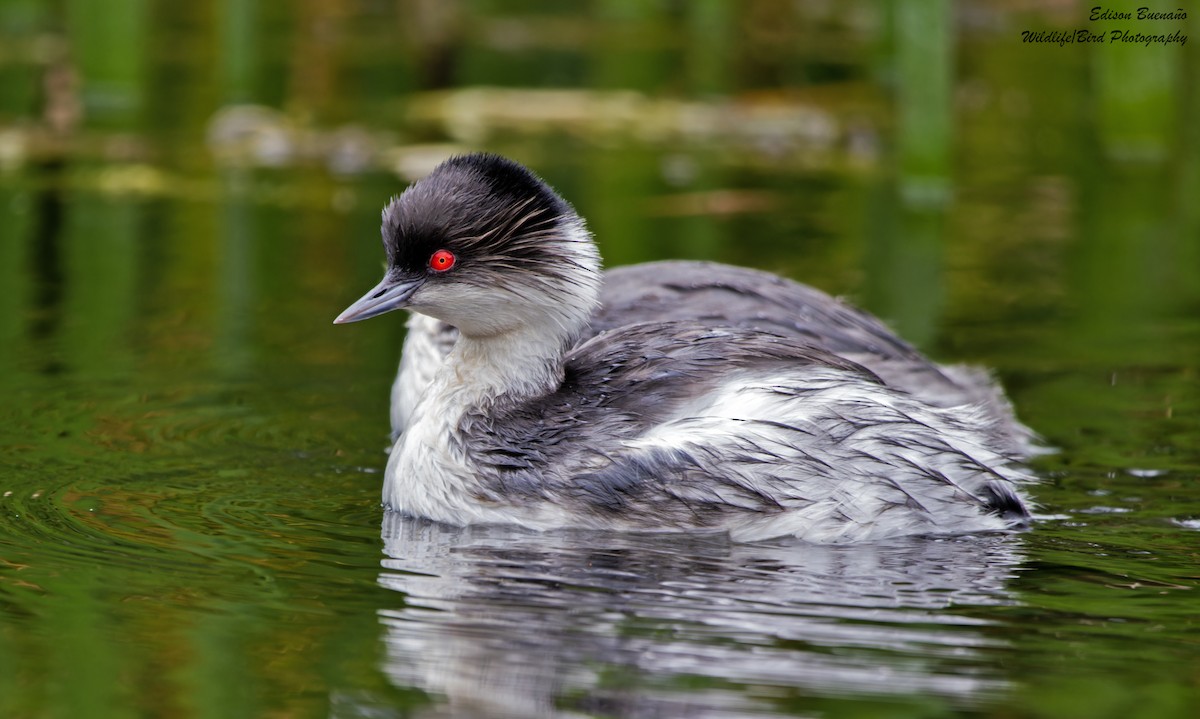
[333,275,423,324]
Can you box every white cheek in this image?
[409,282,529,336]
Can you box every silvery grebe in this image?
[335,153,1036,543]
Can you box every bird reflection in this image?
[375,515,1025,718]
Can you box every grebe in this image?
[335,153,1036,543]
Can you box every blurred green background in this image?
[1,1,1198,718]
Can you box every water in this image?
[2,2,1199,718]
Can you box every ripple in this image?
[0,434,383,614]
[1078,506,1134,515]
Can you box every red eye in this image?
[429,249,456,272]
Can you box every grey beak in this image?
[333,275,423,324]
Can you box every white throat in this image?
[447,325,568,405]
[382,322,571,524]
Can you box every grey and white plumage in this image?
[392,261,1036,453]
[336,153,1037,543]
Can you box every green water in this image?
[2,2,1198,718]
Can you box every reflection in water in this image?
[377,515,1025,718]
[30,161,66,347]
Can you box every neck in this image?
[446,318,575,410]
[385,310,584,524]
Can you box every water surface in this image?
[2,2,1199,717]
